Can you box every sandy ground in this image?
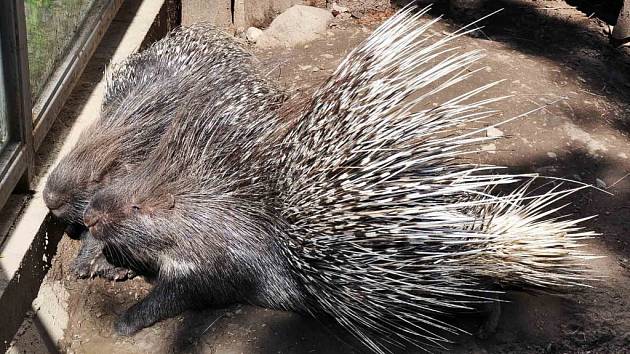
[10,1,630,353]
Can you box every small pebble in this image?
[596,178,607,188]
[486,126,504,138]
[618,152,628,159]
[547,152,557,158]
[321,54,334,59]
[481,143,496,153]
[298,65,312,71]
[331,3,349,14]
[245,27,263,43]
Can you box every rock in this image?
[547,152,557,159]
[321,53,334,59]
[246,27,263,43]
[564,122,607,156]
[486,126,504,138]
[331,2,349,16]
[481,143,496,153]
[256,5,333,48]
[236,27,246,39]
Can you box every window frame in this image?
[0,0,33,212]
[0,0,122,212]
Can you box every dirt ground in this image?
[13,0,630,353]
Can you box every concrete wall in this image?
[182,0,392,30]
[234,0,304,28]
[181,0,233,28]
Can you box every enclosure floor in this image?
[12,1,630,353]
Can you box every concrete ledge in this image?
[0,215,64,352]
[0,0,168,351]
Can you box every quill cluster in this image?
[49,6,597,353]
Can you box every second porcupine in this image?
[43,23,285,279]
[84,6,598,353]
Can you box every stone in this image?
[486,126,504,138]
[331,2,349,16]
[481,143,496,153]
[182,0,232,28]
[246,27,264,42]
[256,5,333,48]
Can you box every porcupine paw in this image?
[115,311,144,336]
[72,256,93,279]
[115,306,157,336]
[98,264,136,281]
[75,252,135,281]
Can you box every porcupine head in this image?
[43,122,135,225]
[84,83,303,312]
[42,27,208,225]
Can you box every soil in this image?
[15,1,630,353]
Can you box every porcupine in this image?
[43,23,285,280]
[83,5,597,353]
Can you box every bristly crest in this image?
[103,23,252,111]
[275,5,598,353]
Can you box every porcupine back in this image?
[102,23,252,111]
[273,6,597,352]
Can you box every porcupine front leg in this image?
[115,277,201,335]
[476,300,502,339]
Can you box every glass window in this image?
[25,0,96,102]
[0,35,8,152]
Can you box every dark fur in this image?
[85,69,297,334]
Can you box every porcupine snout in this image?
[43,189,68,217]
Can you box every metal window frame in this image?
[0,0,122,212]
[31,0,123,150]
[0,0,33,212]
